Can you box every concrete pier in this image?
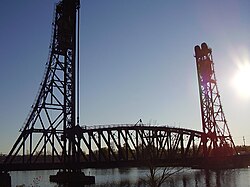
[0,172,11,187]
[50,171,95,186]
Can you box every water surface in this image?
[11,167,250,187]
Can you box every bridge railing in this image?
[81,123,175,130]
[80,123,202,134]
[81,124,176,130]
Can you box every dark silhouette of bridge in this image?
[0,124,205,171]
[1,123,249,172]
[1,0,250,186]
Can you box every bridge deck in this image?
[0,158,201,171]
[1,155,250,171]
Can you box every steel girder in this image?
[3,125,204,165]
[68,125,203,163]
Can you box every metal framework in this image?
[194,43,237,157]
[4,0,80,171]
[2,124,204,170]
[2,0,204,171]
[74,124,203,163]
[2,0,240,173]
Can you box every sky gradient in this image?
[1,0,250,153]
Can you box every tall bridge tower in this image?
[194,43,237,157]
[3,0,94,184]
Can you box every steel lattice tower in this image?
[4,0,81,170]
[194,43,237,157]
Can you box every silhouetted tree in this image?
[141,137,183,187]
[142,165,183,187]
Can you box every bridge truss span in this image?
[78,125,204,163]
[2,124,205,170]
[1,0,243,177]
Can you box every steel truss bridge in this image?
[1,124,249,172]
[1,124,205,171]
[1,0,250,185]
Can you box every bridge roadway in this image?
[1,155,250,171]
[0,157,202,171]
[1,125,250,172]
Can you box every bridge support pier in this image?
[50,171,95,186]
[0,172,11,187]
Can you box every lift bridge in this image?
[1,0,250,185]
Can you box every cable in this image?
[77,3,80,126]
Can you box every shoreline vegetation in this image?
[1,145,249,164]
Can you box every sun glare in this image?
[232,60,250,98]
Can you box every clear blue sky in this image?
[1,0,250,153]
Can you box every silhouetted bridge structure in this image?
[2,0,250,185]
[1,124,250,173]
[1,124,204,170]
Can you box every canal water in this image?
[10,167,250,187]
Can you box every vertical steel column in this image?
[108,130,111,161]
[136,128,139,160]
[118,130,121,160]
[52,133,55,163]
[89,132,92,162]
[98,132,101,161]
[22,137,25,163]
[29,132,32,163]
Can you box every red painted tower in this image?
[194,43,237,157]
